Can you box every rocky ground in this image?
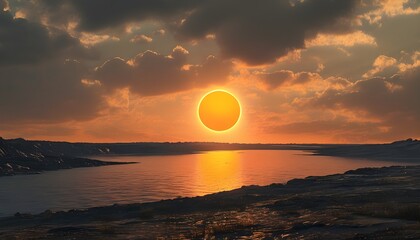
[0,165,419,239]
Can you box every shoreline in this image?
[1,138,419,177]
[1,164,419,239]
[1,138,419,238]
[1,137,323,177]
[0,157,136,177]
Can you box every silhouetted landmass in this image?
[1,137,419,176]
[0,137,137,176]
[315,138,420,161]
[0,137,321,176]
[0,165,419,239]
[0,137,321,157]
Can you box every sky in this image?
[0,0,419,143]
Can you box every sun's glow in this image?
[194,151,242,195]
[198,90,241,132]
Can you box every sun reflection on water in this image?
[194,151,243,196]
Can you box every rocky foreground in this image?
[0,165,419,239]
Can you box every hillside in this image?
[0,138,131,176]
[315,138,420,161]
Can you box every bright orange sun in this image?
[198,90,241,132]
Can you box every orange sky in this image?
[0,0,419,143]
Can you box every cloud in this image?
[0,40,231,126]
[43,0,198,31]
[362,0,420,24]
[39,0,361,65]
[153,29,166,36]
[94,46,232,96]
[0,7,94,65]
[362,55,398,78]
[362,52,420,78]
[78,32,119,46]
[307,67,420,139]
[258,70,322,90]
[305,31,377,47]
[257,67,419,142]
[398,51,420,72]
[0,6,104,124]
[176,0,361,65]
[130,34,153,43]
[316,69,420,117]
[378,0,420,16]
[0,60,104,123]
[2,0,417,143]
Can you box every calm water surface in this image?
[0,150,413,217]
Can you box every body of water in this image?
[0,150,413,217]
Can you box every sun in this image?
[198,90,241,132]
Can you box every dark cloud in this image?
[265,67,420,141]
[177,0,359,64]
[0,6,103,124]
[295,45,379,80]
[262,67,420,142]
[40,0,198,31]
[307,67,420,140]
[0,2,232,125]
[313,69,420,118]
[95,46,232,96]
[0,44,231,125]
[0,7,94,66]
[0,60,104,123]
[258,70,321,89]
[40,0,360,65]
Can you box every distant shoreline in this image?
[1,138,419,177]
